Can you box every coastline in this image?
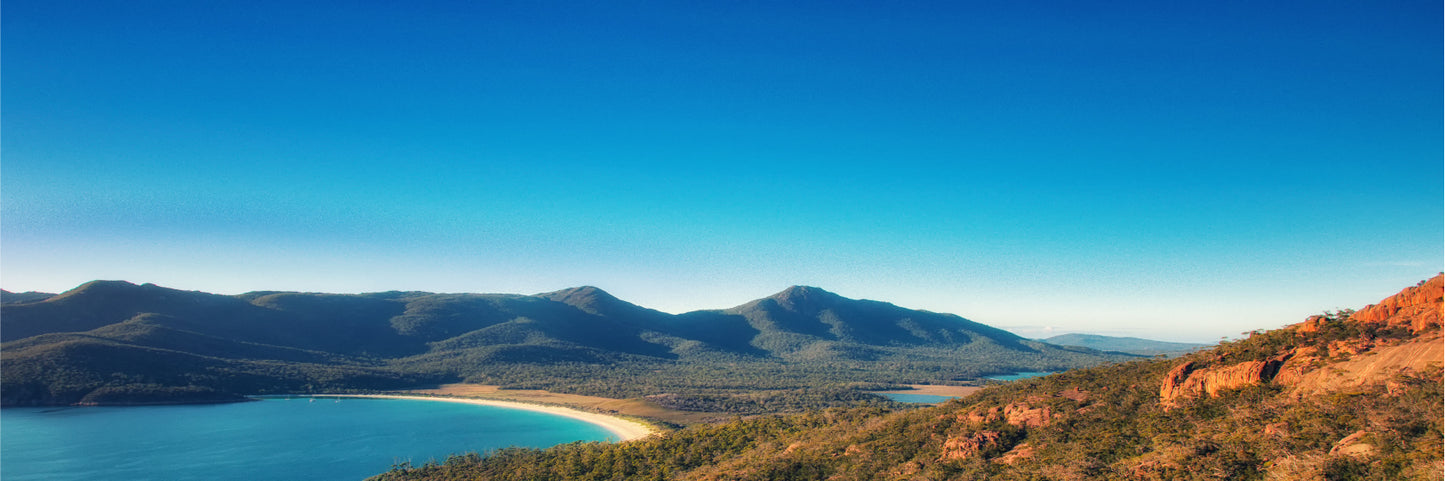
[873,384,984,397]
[319,394,656,442]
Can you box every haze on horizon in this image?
[3,1,1440,344]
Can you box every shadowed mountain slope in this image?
[0,289,56,305]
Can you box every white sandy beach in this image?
[322,394,656,441]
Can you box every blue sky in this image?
[3,1,1440,342]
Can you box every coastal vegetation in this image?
[373,276,1444,480]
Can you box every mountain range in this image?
[0,282,1134,408]
[1040,333,1207,357]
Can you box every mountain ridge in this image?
[1,281,1135,407]
[1041,333,1207,357]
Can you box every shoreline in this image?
[872,384,984,397]
[315,394,656,442]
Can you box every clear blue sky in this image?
[3,1,1440,342]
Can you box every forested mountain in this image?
[374,275,1444,481]
[0,289,56,305]
[1041,333,1207,357]
[0,282,1132,408]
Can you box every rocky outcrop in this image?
[1351,275,1443,334]
[1163,276,1443,408]
[1274,276,1445,396]
[955,406,1002,425]
[957,401,1055,428]
[1276,333,1443,397]
[1003,402,1052,428]
[1159,355,1289,409]
[940,431,1002,461]
[1330,430,1377,458]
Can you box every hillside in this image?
[0,283,1132,409]
[373,275,1444,481]
[1042,333,1207,357]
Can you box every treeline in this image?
[370,408,887,481]
[384,346,1108,413]
[644,388,898,414]
[0,336,440,406]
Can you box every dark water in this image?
[0,397,614,481]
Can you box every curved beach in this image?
[325,394,656,441]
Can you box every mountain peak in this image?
[50,280,144,301]
[537,286,651,318]
[769,286,843,307]
[539,285,618,303]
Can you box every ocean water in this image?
[984,371,1056,381]
[0,397,615,481]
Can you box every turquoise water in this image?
[984,371,1056,381]
[0,397,615,481]
[877,393,956,404]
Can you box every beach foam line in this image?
[319,394,656,442]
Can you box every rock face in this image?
[1275,275,1445,396]
[1351,274,1443,334]
[1276,334,1444,396]
[1161,275,1443,408]
[1159,356,1288,409]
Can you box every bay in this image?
[984,371,1056,381]
[0,397,615,481]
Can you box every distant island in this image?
[1,282,1136,416]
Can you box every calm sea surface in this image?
[0,397,615,481]
[984,371,1056,381]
